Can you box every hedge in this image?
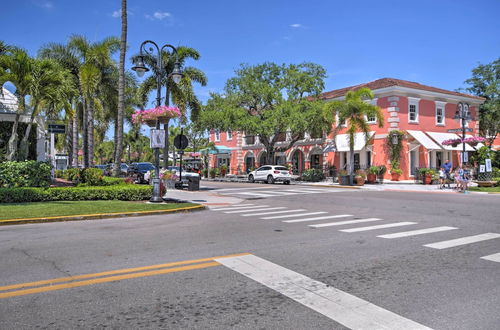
[0,185,153,203]
[0,161,52,188]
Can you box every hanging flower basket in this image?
[132,106,181,127]
[463,136,486,147]
[442,138,462,148]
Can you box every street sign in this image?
[150,129,165,148]
[447,128,472,133]
[174,134,189,149]
[461,152,468,163]
[48,124,66,134]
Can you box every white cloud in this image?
[111,9,133,18]
[145,11,172,20]
[290,23,302,28]
[35,1,53,9]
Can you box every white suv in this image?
[248,165,292,184]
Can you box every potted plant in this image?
[209,168,217,179]
[338,169,350,185]
[220,164,228,177]
[463,136,486,147]
[442,138,462,148]
[201,168,208,178]
[355,169,366,186]
[377,165,387,183]
[390,167,402,181]
[418,168,435,184]
[132,106,182,127]
[367,166,379,183]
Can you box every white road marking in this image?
[257,191,299,195]
[424,233,500,249]
[224,207,286,214]
[211,205,265,211]
[215,187,280,192]
[282,189,323,194]
[377,226,458,239]
[215,254,432,330]
[309,218,383,228]
[480,252,500,263]
[240,209,307,217]
[340,222,417,233]
[283,214,353,223]
[260,212,328,220]
[237,192,279,197]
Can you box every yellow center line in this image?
[0,252,250,292]
[0,262,220,299]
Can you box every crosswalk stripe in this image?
[480,252,500,263]
[240,209,307,217]
[260,212,328,220]
[424,233,500,249]
[281,189,323,194]
[237,192,279,197]
[283,214,353,223]
[340,222,417,233]
[377,226,458,239]
[258,191,299,196]
[309,218,383,228]
[224,207,286,214]
[211,204,263,211]
[215,254,432,330]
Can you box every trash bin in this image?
[188,176,200,191]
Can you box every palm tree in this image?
[0,48,34,160]
[135,46,207,168]
[19,59,75,160]
[113,0,127,177]
[327,88,384,185]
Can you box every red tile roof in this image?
[319,78,484,101]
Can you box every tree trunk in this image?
[87,101,94,167]
[83,100,89,168]
[349,145,355,186]
[72,114,78,167]
[67,121,73,167]
[114,0,127,177]
[19,117,35,161]
[6,113,21,161]
[163,120,170,169]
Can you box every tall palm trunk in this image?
[163,119,170,169]
[18,111,38,161]
[349,145,355,186]
[83,100,89,167]
[87,101,94,167]
[72,114,78,167]
[6,113,21,161]
[114,0,127,176]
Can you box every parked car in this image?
[167,166,200,184]
[127,162,156,184]
[106,163,129,176]
[248,165,291,184]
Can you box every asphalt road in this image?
[1,182,499,329]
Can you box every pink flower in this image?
[132,106,181,124]
[463,136,486,144]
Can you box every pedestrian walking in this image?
[438,167,446,189]
[443,159,452,188]
[462,165,471,193]
[454,166,462,192]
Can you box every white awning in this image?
[406,130,442,150]
[335,132,374,152]
[426,132,475,151]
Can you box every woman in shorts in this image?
[438,167,446,189]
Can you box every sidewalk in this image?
[164,188,244,206]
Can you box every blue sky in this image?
[2,0,500,107]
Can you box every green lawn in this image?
[469,186,500,193]
[0,200,198,220]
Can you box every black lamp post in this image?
[454,102,472,165]
[132,41,183,202]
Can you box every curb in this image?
[0,204,206,226]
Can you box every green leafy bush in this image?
[81,168,104,186]
[301,168,325,182]
[0,161,52,188]
[63,168,82,183]
[55,170,64,178]
[0,185,152,203]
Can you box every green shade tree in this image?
[326,87,384,185]
[464,58,500,146]
[199,62,334,165]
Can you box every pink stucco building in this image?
[209,78,490,180]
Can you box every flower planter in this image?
[468,142,478,147]
[339,175,350,185]
[145,119,157,127]
[367,173,377,184]
[391,173,400,181]
[423,174,432,185]
[355,176,365,186]
[451,143,459,148]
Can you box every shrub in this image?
[55,170,64,178]
[0,185,152,203]
[81,168,104,186]
[101,177,126,185]
[301,168,325,182]
[64,168,82,183]
[0,161,52,188]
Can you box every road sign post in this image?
[173,129,189,183]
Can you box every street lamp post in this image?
[454,102,472,165]
[132,41,183,202]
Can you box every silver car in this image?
[248,165,292,184]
